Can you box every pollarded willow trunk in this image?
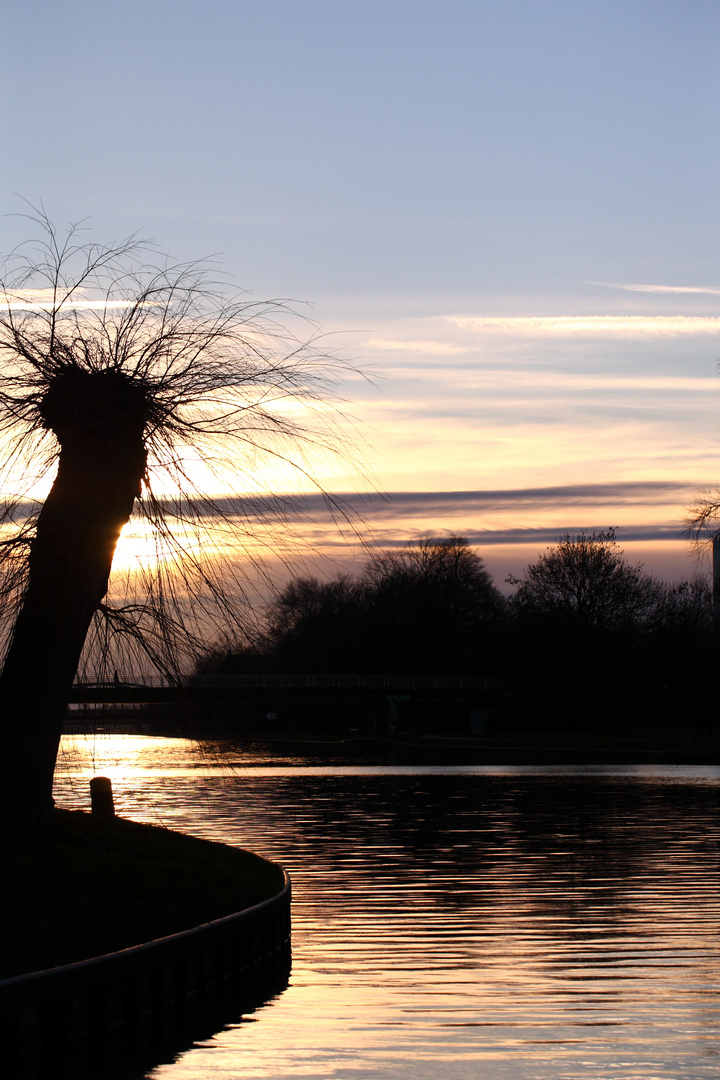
[0,370,149,836]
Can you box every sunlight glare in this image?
[111,519,171,572]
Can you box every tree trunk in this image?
[0,371,147,836]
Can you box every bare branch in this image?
[0,210,369,678]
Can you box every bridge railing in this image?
[72,673,490,692]
[185,674,490,691]
[73,675,170,687]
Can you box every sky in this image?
[2,0,719,588]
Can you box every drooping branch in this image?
[686,488,720,547]
[0,209,366,834]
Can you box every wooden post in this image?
[90,776,115,818]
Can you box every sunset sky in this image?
[2,0,719,587]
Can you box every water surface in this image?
[55,736,720,1080]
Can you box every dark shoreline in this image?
[62,721,720,766]
[0,812,291,1077]
[236,735,720,766]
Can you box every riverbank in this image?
[203,732,720,767]
[0,810,284,979]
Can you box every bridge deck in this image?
[68,673,495,704]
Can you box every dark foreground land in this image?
[0,810,284,980]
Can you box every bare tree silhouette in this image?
[686,489,720,545]
[506,530,660,633]
[0,209,359,834]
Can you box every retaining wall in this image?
[0,873,291,1079]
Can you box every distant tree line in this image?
[202,536,503,676]
[503,531,714,731]
[199,531,716,731]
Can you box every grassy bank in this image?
[0,810,284,980]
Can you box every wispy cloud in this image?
[0,287,150,311]
[192,488,698,573]
[591,281,720,296]
[445,315,720,337]
[363,338,470,355]
[175,482,696,522]
[370,366,719,394]
[0,295,142,312]
[460,524,687,546]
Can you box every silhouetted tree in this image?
[242,536,505,675]
[651,577,713,636]
[502,531,719,732]
[252,575,366,673]
[362,535,505,670]
[0,210,355,834]
[686,487,720,543]
[202,536,505,677]
[685,488,720,626]
[507,530,659,634]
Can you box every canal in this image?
[54,736,720,1080]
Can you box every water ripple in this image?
[55,739,720,1080]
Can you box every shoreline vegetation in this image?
[231,732,720,757]
[190,533,720,746]
[0,810,284,980]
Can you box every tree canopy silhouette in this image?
[506,530,659,633]
[505,531,714,732]
[208,535,506,676]
[0,210,357,834]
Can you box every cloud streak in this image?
[363,337,470,355]
[370,366,719,394]
[199,485,699,571]
[445,315,720,337]
[592,281,720,296]
[160,481,696,525]
[412,524,688,547]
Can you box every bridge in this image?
[67,673,499,736]
[69,672,493,703]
